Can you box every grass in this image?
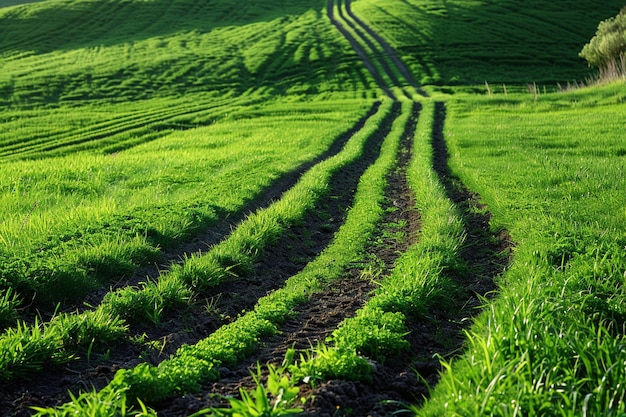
[417,83,626,416]
[350,0,625,86]
[0,98,383,381]
[0,97,370,313]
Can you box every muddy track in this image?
[151,102,418,417]
[0,103,400,416]
[79,101,381,310]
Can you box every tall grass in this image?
[0,98,371,315]
[417,83,626,416]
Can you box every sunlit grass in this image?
[0,97,371,309]
[418,82,626,416]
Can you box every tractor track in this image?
[151,101,418,417]
[78,101,381,311]
[343,0,427,97]
[0,102,399,416]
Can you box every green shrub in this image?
[580,7,626,68]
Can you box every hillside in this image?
[0,0,625,416]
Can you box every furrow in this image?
[0,101,390,414]
[431,102,513,301]
[151,101,410,417]
[326,0,395,99]
[81,101,382,310]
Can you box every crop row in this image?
[0,98,392,400]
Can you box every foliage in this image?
[191,363,304,417]
[30,387,157,417]
[0,309,127,381]
[331,308,409,362]
[580,7,626,68]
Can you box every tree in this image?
[579,7,626,69]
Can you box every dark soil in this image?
[151,101,420,417]
[0,102,398,416]
[285,102,513,417]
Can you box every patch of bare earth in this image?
[0,103,396,416]
[294,102,513,417]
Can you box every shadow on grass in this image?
[0,0,323,54]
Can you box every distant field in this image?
[0,0,43,7]
[351,0,625,85]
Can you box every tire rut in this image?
[147,103,404,417]
[431,101,513,302]
[80,101,381,310]
[328,0,427,99]
[0,102,398,416]
[295,103,514,417]
[327,0,395,99]
[343,0,428,98]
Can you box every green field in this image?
[1,0,625,415]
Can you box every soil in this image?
[0,101,401,416]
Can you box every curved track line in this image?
[344,0,428,97]
[327,0,394,99]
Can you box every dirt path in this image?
[0,102,397,416]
